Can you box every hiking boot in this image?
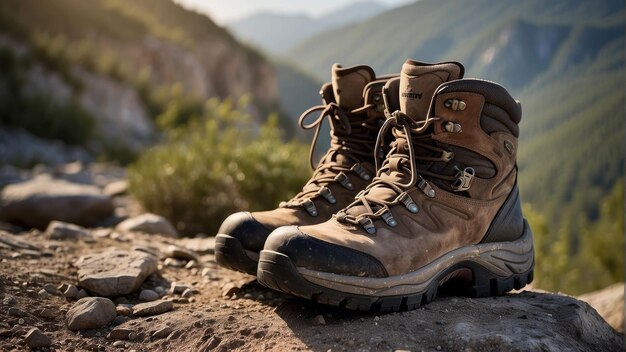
[215,64,396,275]
[257,61,534,311]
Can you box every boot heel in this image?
[470,267,534,297]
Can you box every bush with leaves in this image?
[128,97,311,235]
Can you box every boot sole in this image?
[257,220,534,312]
[215,234,259,276]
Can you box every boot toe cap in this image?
[264,225,388,278]
[218,212,272,252]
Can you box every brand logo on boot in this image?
[401,92,423,99]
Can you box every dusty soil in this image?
[0,228,624,352]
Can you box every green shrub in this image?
[128,97,311,235]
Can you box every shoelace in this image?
[336,110,460,233]
[280,101,378,214]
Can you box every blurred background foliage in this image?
[128,97,310,235]
[0,0,623,295]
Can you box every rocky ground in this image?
[0,163,624,352]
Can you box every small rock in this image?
[76,250,158,296]
[103,180,128,197]
[38,308,57,319]
[116,305,133,316]
[116,213,178,237]
[132,245,161,257]
[152,326,173,339]
[3,296,16,306]
[184,260,199,269]
[181,288,197,298]
[8,307,27,318]
[139,289,159,302]
[109,327,133,340]
[0,230,39,250]
[222,283,240,298]
[38,289,50,299]
[169,282,190,295]
[154,286,165,294]
[43,283,63,296]
[311,315,326,326]
[66,297,116,331]
[24,328,51,349]
[45,221,90,240]
[132,300,173,317]
[112,340,126,348]
[165,245,198,261]
[112,316,131,326]
[64,284,79,299]
[201,268,212,276]
[163,258,185,268]
[202,336,221,350]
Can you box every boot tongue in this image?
[344,61,463,218]
[399,60,464,121]
[331,63,376,111]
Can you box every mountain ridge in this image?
[228,1,388,54]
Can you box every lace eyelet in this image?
[417,177,436,198]
[358,217,376,234]
[381,211,397,227]
[444,121,462,133]
[319,186,337,204]
[334,172,354,190]
[396,192,419,213]
[303,199,318,217]
[351,163,372,181]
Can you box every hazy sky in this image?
[175,0,413,24]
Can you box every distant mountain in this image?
[288,0,624,82]
[284,0,625,231]
[227,1,388,54]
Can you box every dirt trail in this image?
[0,229,623,352]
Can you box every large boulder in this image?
[75,250,158,297]
[272,291,624,352]
[66,297,116,331]
[579,282,624,333]
[0,176,114,229]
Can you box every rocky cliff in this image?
[0,0,279,165]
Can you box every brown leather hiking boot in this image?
[257,61,534,312]
[215,63,397,275]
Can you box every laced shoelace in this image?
[336,110,460,233]
[280,101,378,214]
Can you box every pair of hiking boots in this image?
[215,60,534,312]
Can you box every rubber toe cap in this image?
[264,226,388,278]
[218,212,272,253]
